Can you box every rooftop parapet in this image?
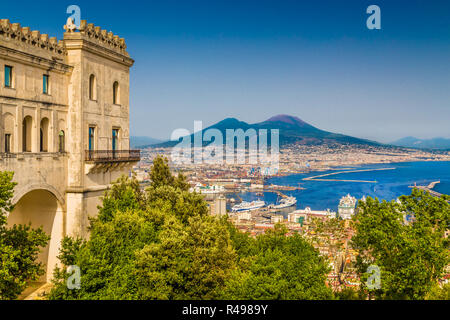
[64,20,129,57]
[0,19,66,55]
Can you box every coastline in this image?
[254,160,450,210]
[268,158,450,179]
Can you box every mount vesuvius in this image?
[148,115,380,148]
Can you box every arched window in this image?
[113,81,119,105]
[22,116,33,152]
[40,118,49,152]
[58,130,65,153]
[89,74,96,100]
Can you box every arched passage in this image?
[7,189,65,282]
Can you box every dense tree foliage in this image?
[222,224,333,299]
[426,283,450,300]
[3,157,449,300]
[0,171,49,300]
[351,190,450,300]
[49,155,332,300]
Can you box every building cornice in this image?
[0,44,73,74]
[0,19,66,55]
[63,20,134,67]
[63,37,134,67]
[0,95,69,109]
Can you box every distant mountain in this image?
[151,114,380,148]
[391,136,450,150]
[130,136,163,148]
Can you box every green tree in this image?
[0,171,50,300]
[49,157,232,300]
[148,155,189,191]
[351,189,450,300]
[222,224,333,300]
[49,156,333,300]
[426,283,450,300]
[97,173,146,223]
[134,214,237,299]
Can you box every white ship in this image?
[232,200,266,212]
[269,196,297,209]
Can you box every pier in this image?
[409,181,446,198]
[303,167,396,183]
[264,190,288,198]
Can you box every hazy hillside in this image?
[391,136,450,150]
[130,136,163,148]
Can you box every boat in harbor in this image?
[269,196,297,209]
[232,200,266,212]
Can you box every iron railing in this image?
[85,150,141,163]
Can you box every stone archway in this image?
[7,189,65,282]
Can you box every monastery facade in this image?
[0,19,139,281]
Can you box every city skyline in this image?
[2,0,450,142]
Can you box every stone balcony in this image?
[85,150,140,163]
[84,150,140,174]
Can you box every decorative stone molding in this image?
[64,20,128,56]
[0,19,66,55]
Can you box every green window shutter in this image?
[5,66,12,87]
[43,74,49,93]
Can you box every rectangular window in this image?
[5,134,11,153]
[89,127,95,151]
[4,65,12,88]
[112,129,119,151]
[43,74,49,94]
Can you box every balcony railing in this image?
[85,150,141,163]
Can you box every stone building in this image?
[0,19,140,281]
[338,194,357,220]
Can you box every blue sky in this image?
[2,0,450,142]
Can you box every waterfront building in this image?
[0,19,139,281]
[237,211,252,221]
[289,207,336,224]
[206,194,227,216]
[338,194,357,220]
[271,214,284,224]
[192,183,225,194]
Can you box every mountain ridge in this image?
[391,136,450,150]
[146,114,381,148]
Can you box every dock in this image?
[409,181,446,198]
[303,167,396,183]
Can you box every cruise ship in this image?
[269,196,297,209]
[232,200,266,212]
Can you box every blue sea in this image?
[234,161,450,211]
